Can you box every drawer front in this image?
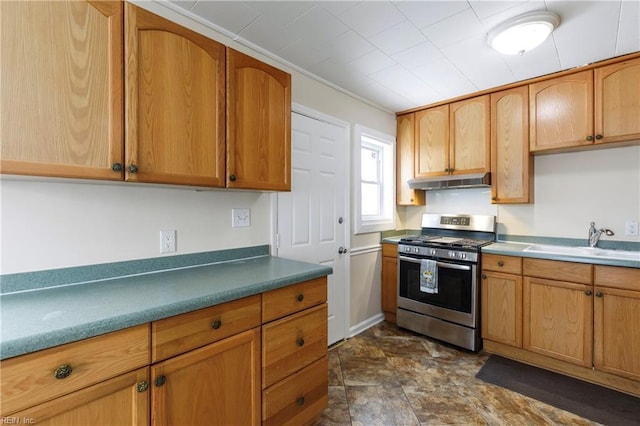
[594,265,640,291]
[382,243,398,257]
[0,324,149,415]
[262,278,327,323]
[523,258,592,284]
[152,294,261,362]
[262,303,328,388]
[262,356,328,426]
[482,254,522,274]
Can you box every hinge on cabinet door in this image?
[276,233,280,249]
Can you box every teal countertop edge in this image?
[0,247,332,360]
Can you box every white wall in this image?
[401,145,640,244]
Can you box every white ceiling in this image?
[167,0,640,112]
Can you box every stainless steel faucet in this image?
[588,222,614,248]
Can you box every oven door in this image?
[397,254,478,328]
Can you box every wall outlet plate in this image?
[625,220,639,236]
[232,208,251,228]
[160,230,177,253]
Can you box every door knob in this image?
[338,247,348,254]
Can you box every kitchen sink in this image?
[523,244,640,261]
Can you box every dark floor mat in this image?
[475,355,640,425]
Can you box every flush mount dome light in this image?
[488,11,560,55]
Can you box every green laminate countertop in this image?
[0,254,332,360]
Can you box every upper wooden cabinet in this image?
[530,57,640,152]
[490,86,532,204]
[227,49,292,191]
[414,96,489,178]
[396,113,425,205]
[0,1,124,180]
[125,3,226,187]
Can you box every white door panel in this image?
[277,110,349,345]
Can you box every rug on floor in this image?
[475,355,640,426]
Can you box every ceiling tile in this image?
[278,39,332,68]
[238,16,298,54]
[392,41,445,69]
[422,8,485,49]
[368,20,427,56]
[244,1,317,27]
[478,0,548,33]
[468,1,527,19]
[168,1,198,11]
[285,5,350,49]
[395,1,470,30]
[189,1,259,34]
[315,31,376,63]
[411,58,477,100]
[346,49,397,75]
[319,1,362,17]
[337,2,406,38]
[502,42,562,81]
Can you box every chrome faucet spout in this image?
[588,222,615,248]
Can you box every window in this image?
[353,124,395,234]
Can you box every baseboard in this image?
[349,313,385,337]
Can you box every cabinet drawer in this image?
[594,265,640,291]
[152,294,261,362]
[0,324,149,415]
[523,258,592,284]
[262,303,328,388]
[262,278,327,323]
[482,254,522,274]
[382,243,398,257]
[262,356,328,426]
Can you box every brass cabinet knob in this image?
[481,274,487,279]
[596,291,603,298]
[54,364,73,379]
[229,174,237,182]
[595,134,603,140]
[585,290,593,296]
[128,164,138,173]
[137,381,149,393]
[211,319,222,329]
[155,375,167,387]
[297,337,305,347]
[297,396,305,406]
[586,135,594,141]
[111,163,122,172]
[497,261,504,267]
[297,294,304,302]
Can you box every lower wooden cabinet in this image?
[481,270,522,348]
[151,328,261,426]
[381,243,398,323]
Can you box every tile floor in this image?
[316,321,598,426]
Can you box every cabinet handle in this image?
[595,134,603,140]
[137,381,149,393]
[481,274,487,279]
[211,319,222,329]
[586,135,594,141]
[497,261,504,267]
[297,396,305,406]
[297,337,305,347]
[229,174,237,182]
[54,364,73,380]
[297,293,304,302]
[111,163,122,172]
[128,164,138,173]
[155,375,167,387]
[585,290,593,296]
[444,168,450,173]
[596,291,603,298]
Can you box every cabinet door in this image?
[594,287,640,381]
[381,244,398,323]
[125,4,226,187]
[594,57,640,144]
[523,276,593,367]
[415,105,449,177]
[530,70,594,152]
[481,271,522,348]
[227,48,291,191]
[490,86,532,204]
[11,368,149,425]
[0,1,123,180]
[396,113,425,205]
[151,328,261,426]
[450,95,490,174]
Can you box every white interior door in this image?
[276,108,349,345]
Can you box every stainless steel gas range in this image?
[397,213,496,351]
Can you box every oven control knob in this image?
[405,247,411,253]
[448,251,456,258]
[414,248,420,254]
[430,249,437,256]
[460,253,467,259]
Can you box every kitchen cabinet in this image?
[414,96,490,178]
[396,113,425,205]
[0,0,123,180]
[481,254,523,348]
[530,57,640,152]
[227,48,292,191]
[0,325,150,422]
[125,3,226,187]
[593,265,640,381]
[490,86,533,204]
[261,278,328,425]
[381,243,398,323]
[150,295,262,425]
[523,258,593,367]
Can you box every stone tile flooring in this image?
[316,321,598,426]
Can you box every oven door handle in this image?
[398,255,471,271]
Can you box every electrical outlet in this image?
[625,220,639,236]
[232,208,251,228]
[160,230,176,253]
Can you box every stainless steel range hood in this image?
[407,172,491,190]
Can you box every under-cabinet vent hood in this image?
[407,172,491,191]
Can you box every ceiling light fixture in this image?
[487,11,560,56]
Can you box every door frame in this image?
[270,103,351,344]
